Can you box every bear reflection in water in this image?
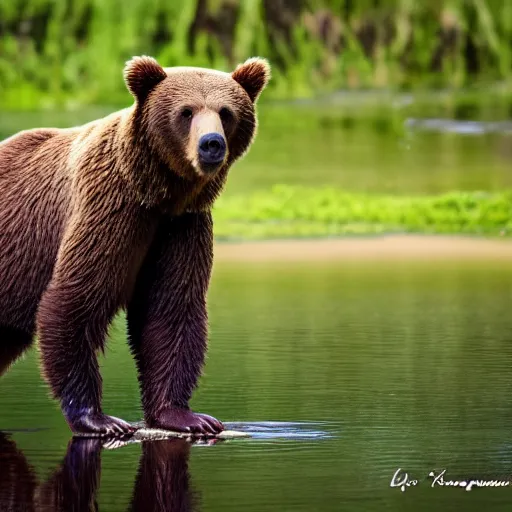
[0,433,201,512]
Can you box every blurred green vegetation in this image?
[2,101,512,239]
[1,1,511,239]
[213,186,512,238]
[1,0,512,109]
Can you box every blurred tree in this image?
[0,0,511,108]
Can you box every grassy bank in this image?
[213,186,512,239]
[2,1,512,109]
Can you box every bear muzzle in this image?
[198,133,227,173]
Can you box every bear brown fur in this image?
[0,55,270,436]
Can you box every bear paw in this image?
[148,408,224,435]
[68,410,136,437]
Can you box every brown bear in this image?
[0,55,270,436]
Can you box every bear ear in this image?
[232,57,271,103]
[124,56,167,101]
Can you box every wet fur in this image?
[0,56,270,431]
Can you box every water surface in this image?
[1,100,511,196]
[1,258,512,511]
[1,98,512,510]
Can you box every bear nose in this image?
[198,133,226,167]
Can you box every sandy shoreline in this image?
[214,235,512,262]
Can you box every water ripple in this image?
[225,421,337,440]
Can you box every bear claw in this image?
[148,408,224,436]
[69,412,136,438]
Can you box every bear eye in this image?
[181,108,193,120]
[219,107,233,122]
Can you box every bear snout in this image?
[198,133,227,171]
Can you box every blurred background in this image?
[1,0,512,237]
[2,3,512,512]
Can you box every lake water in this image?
[1,99,512,511]
[1,96,512,197]
[1,259,512,511]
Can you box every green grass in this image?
[213,186,512,239]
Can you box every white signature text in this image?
[390,468,511,492]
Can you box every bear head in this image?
[124,55,270,180]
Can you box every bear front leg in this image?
[128,212,223,435]
[37,208,141,437]
[38,278,135,436]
